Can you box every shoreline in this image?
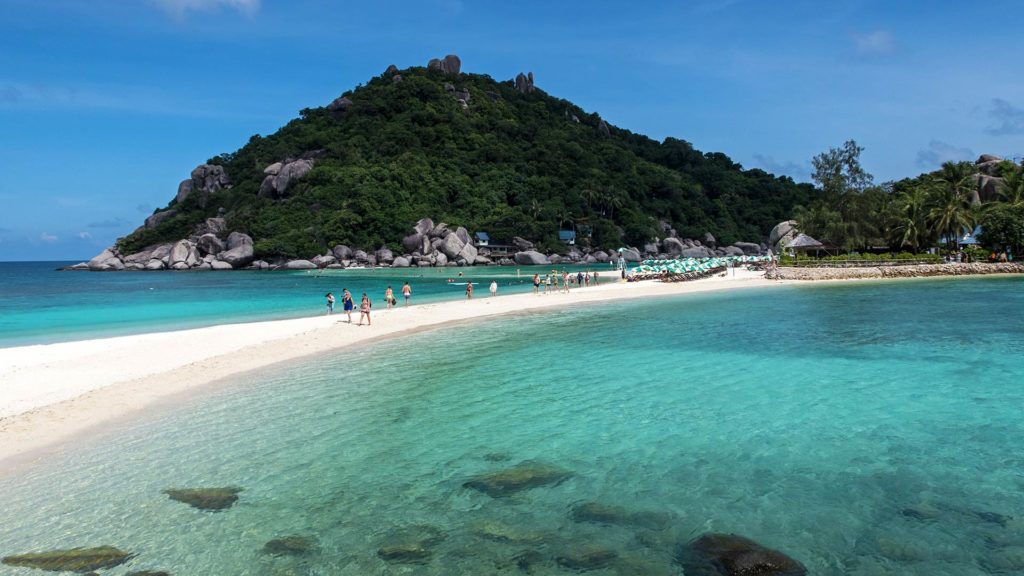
[0,270,780,475]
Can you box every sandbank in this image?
[0,270,780,474]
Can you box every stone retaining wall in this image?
[768,262,1024,281]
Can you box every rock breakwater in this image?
[769,262,1024,281]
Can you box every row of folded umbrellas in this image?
[630,255,771,276]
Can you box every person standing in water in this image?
[325,292,335,315]
[357,293,372,326]
[532,273,541,295]
[384,285,395,309]
[341,289,354,323]
[402,282,412,306]
[466,281,474,299]
[489,280,497,297]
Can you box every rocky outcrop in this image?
[681,246,714,258]
[327,95,353,114]
[512,236,534,251]
[392,256,411,267]
[176,164,231,207]
[196,233,225,256]
[375,247,394,264]
[733,241,762,255]
[311,254,336,268]
[217,232,255,267]
[620,247,642,262]
[259,158,314,198]
[598,119,610,137]
[439,226,478,263]
[769,220,798,253]
[427,54,461,75]
[332,244,353,260]
[384,64,398,75]
[974,174,1003,204]
[515,72,535,94]
[514,250,549,265]
[284,260,316,270]
[88,247,124,271]
[676,533,807,576]
[144,209,177,230]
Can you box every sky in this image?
[1,0,1022,260]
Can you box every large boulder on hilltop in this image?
[733,241,762,255]
[415,218,435,235]
[769,220,798,253]
[676,533,807,576]
[326,96,353,114]
[515,72,535,94]
[427,54,461,75]
[662,237,685,255]
[514,251,549,265]
[978,154,1002,164]
[177,164,231,207]
[259,159,314,198]
[332,244,353,260]
[192,217,227,237]
[145,209,177,230]
[196,234,225,256]
[975,174,1003,204]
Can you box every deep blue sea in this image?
[0,261,616,347]
[1,271,1023,575]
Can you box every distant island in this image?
[72,54,814,271]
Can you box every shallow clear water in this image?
[0,262,614,347]
[2,277,1023,575]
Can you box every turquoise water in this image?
[2,277,1024,575]
[0,262,616,347]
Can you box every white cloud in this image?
[78,231,93,240]
[852,30,896,56]
[40,232,59,243]
[151,0,260,18]
[915,140,974,169]
[987,98,1024,136]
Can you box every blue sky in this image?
[1,0,1022,260]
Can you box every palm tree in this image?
[602,189,624,219]
[891,186,928,252]
[927,161,977,250]
[997,169,1024,208]
[580,188,600,213]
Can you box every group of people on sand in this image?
[324,282,413,326]
[531,269,599,294]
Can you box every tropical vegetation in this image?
[118,64,815,258]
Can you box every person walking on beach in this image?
[489,280,497,297]
[533,273,541,295]
[325,292,335,315]
[357,293,372,326]
[402,282,412,306]
[577,271,584,286]
[562,271,570,293]
[584,271,591,287]
[384,286,395,309]
[593,271,599,285]
[466,281,474,299]
[341,289,354,322]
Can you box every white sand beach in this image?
[0,270,780,473]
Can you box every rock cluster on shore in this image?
[768,262,1024,280]
[74,211,771,272]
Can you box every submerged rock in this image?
[163,487,241,510]
[471,521,544,544]
[2,546,133,572]
[263,535,317,556]
[376,525,446,564]
[570,501,671,530]
[463,460,573,497]
[676,533,806,576]
[555,545,618,571]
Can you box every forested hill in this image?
[118,56,814,258]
